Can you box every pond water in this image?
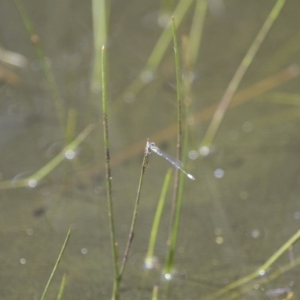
[0,0,300,299]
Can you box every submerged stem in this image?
[40,229,71,300]
[201,0,287,149]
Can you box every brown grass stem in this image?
[119,140,150,279]
[101,46,119,300]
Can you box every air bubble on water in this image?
[293,211,300,219]
[182,71,196,84]
[141,70,154,83]
[65,149,76,160]
[164,273,172,281]
[214,168,224,178]
[144,256,159,270]
[199,146,210,156]
[81,248,88,255]
[188,150,198,160]
[158,13,171,28]
[28,179,37,188]
[144,258,154,270]
[251,229,260,238]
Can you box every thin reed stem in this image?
[101,46,119,300]
[119,0,193,99]
[56,273,67,300]
[65,108,77,144]
[91,0,109,94]
[200,0,286,149]
[119,141,150,279]
[165,129,190,275]
[152,285,159,300]
[204,229,300,300]
[223,254,300,300]
[0,124,94,189]
[13,0,65,131]
[187,0,207,67]
[145,169,172,267]
[164,16,182,275]
[40,229,72,300]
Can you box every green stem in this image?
[119,0,193,98]
[56,273,67,300]
[187,0,208,67]
[145,169,172,267]
[101,46,119,300]
[40,229,72,300]
[0,125,94,189]
[201,0,286,149]
[91,0,109,94]
[13,0,65,131]
[205,229,300,299]
[164,17,183,275]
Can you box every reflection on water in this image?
[0,0,300,299]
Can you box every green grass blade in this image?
[0,124,94,189]
[119,0,194,98]
[91,0,109,94]
[40,229,72,300]
[56,273,67,300]
[187,0,208,67]
[200,0,287,149]
[205,229,300,299]
[164,16,183,276]
[145,169,172,268]
[13,0,65,131]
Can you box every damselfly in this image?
[147,141,195,180]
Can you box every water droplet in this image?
[158,13,171,28]
[199,146,210,156]
[293,211,300,219]
[81,248,88,255]
[141,70,154,83]
[28,179,37,188]
[164,273,172,280]
[144,257,159,270]
[188,150,198,160]
[65,149,76,160]
[251,229,260,238]
[214,168,224,178]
